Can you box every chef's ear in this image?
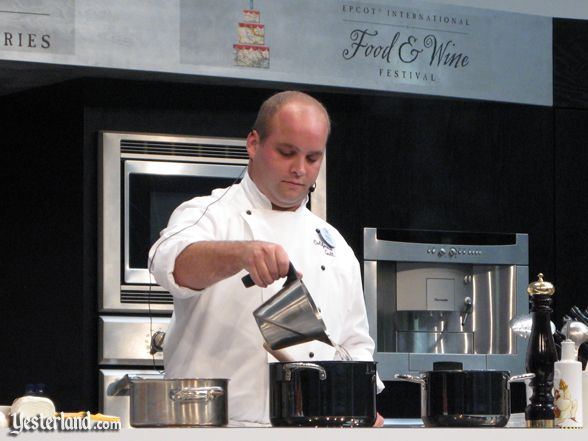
[246,129,260,159]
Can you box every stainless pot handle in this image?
[169,386,225,402]
[282,362,327,381]
[508,373,535,383]
[394,374,425,385]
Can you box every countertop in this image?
[9,426,587,441]
[8,414,586,440]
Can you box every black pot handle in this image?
[242,262,297,288]
[282,362,327,381]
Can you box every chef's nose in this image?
[291,157,306,176]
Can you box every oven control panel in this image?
[426,247,483,257]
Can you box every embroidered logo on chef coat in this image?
[314,227,335,257]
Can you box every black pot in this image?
[395,362,534,427]
[269,361,377,427]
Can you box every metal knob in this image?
[149,330,166,355]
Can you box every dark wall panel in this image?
[0,84,91,411]
[554,18,588,109]
[553,17,588,318]
[554,108,588,317]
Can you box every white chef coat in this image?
[148,171,383,425]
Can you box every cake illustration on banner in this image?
[233,1,270,68]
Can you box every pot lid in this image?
[527,273,555,297]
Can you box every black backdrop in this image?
[0,17,587,417]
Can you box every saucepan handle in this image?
[242,262,297,288]
[169,386,225,403]
[508,373,535,383]
[282,362,327,381]
[394,374,426,385]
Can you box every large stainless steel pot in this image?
[269,361,377,427]
[395,362,533,427]
[110,375,228,427]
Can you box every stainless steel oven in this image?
[99,131,250,313]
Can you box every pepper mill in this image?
[525,273,558,428]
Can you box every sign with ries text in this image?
[0,0,552,105]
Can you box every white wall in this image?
[430,0,588,19]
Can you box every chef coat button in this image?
[309,352,314,358]
[246,210,252,215]
[321,265,325,271]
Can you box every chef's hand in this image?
[373,412,384,428]
[242,241,292,288]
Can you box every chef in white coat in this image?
[149,90,384,426]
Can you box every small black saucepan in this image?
[395,362,534,427]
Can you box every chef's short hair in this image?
[253,91,331,141]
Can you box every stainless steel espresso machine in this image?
[363,228,529,380]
